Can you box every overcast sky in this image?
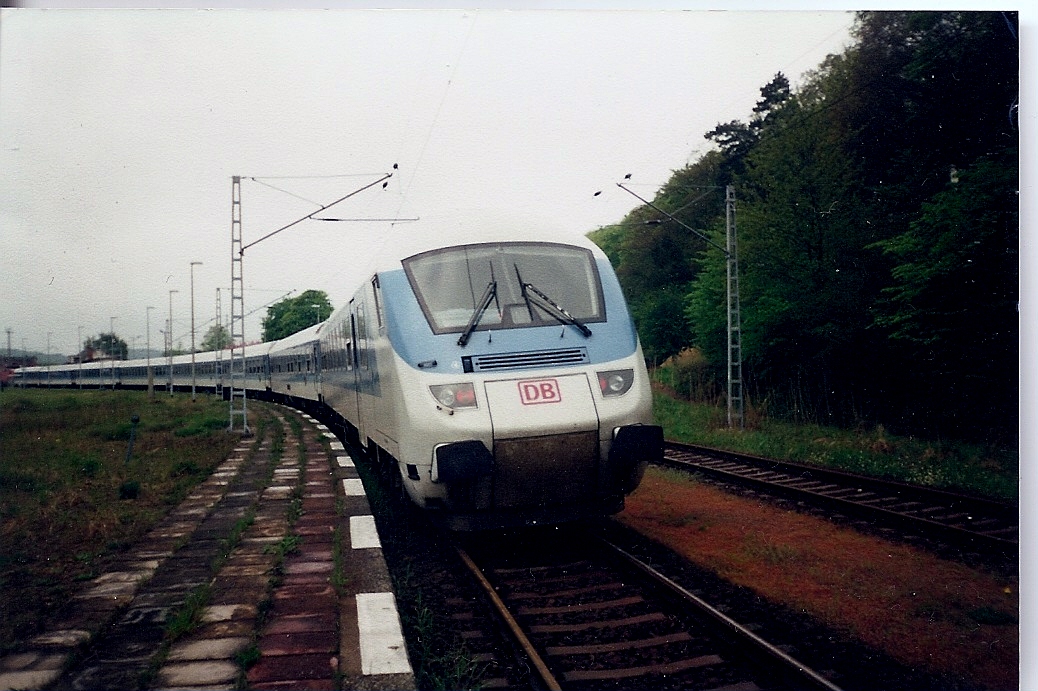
[0,3,1028,358]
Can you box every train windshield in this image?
[402,242,606,336]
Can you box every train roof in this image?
[269,322,324,352]
[370,210,606,273]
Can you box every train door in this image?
[312,342,322,401]
[344,299,362,436]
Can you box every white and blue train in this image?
[14,217,662,530]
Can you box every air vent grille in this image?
[463,347,589,373]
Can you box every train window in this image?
[403,242,606,335]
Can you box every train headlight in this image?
[597,369,634,397]
[429,383,477,409]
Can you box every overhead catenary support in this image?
[228,176,250,434]
[616,181,744,429]
[725,185,744,429]
[215,287,223,401]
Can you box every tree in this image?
[871,152,1018,437]
[200,324,231,352]
[261,290,333,342]
[84,333,127,360]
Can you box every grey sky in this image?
[0,5,1009,357]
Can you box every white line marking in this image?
[356,592,412,675]
[350,515,381,549]
[342,478,366,496]
[336,455,355,468]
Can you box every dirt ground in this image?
[617,467,1018,691]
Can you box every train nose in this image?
[482,374,600,509]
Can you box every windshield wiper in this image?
[514,263,592,338]
[457,280,498,347]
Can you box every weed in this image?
[652,390,1017,501]
[234,642,262,669]
[0,390,247,652]
[264,534,301,562]
[170,459,202,477]
[165,583,212,642]
[118,480,141,500]
[743,536,802,565]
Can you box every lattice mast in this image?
[725,185,744,429]
[215,287,223,400]
[228,176,250,434]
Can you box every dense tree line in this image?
[590,11,1018,442]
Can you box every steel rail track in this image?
[456,535,844,691]
[660,441,1018,555]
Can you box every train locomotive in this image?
[13,217,662,530]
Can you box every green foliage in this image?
[600,11,1018,442]
[83,332,128,361]
[200,323,231,351]
[261,290,333,342]
[118,479,141,500]
[871,153,1018,435]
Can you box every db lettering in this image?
[519,379,562,405]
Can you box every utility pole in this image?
[215,287,223,401]
[190,261,203,402]
[168,290,178,396]
[616,181,744,429]
[725,185,744,429]
[146,307,155,399]
[228,169,396,434]
[229,176,249,434]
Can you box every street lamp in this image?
[168,289,178,396]
[190,261,203,401]
[146,306,155,398]
[109,317,117,389]
[46,332,51,385]
[77,325,83,388]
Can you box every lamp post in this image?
[46,332,52,385]
[190,261,203,401]
[109,317,116,389]
[77,325,83,388]
[168,289,178,396]
[146,306,155,399]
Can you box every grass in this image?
[652,386,1018,502]
[0,389,243,653]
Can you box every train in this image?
[12,215,663,530]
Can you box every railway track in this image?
[660,441,1017,556]
[456,528,843,691]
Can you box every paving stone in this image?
[272,582,336,599]
[167,636,251,661]
[265,613,337,635]
[156,660,240,687]
[250,678,337,690]
[259,631,338,656]
[0,652,65,671]
[269,593,338,616]
[0,668,63,689]
[29,629,91,647]
[247,652,338,682]
[284,560,333,575]
[220,564,270,576]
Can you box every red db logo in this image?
[518,379,562,405]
